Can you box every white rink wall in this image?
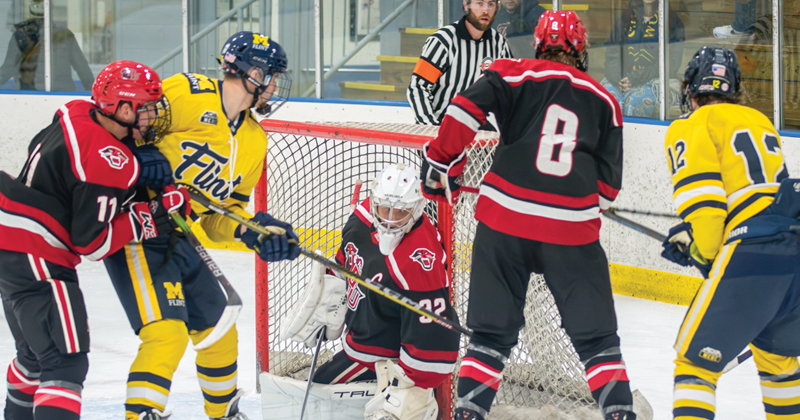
[2,95,799,276]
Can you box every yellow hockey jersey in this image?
[664,103,788,261]
[155,72,268,242]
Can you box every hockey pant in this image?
[456,223,632,418]
[673,234,800,419]
[103,238,238,419]
[0,250,88,420]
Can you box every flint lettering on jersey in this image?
[175,141,243,200]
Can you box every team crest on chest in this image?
[98,146,129,169]
[410,248,436,271]
[344,242,364,275]
[344,242,366,310]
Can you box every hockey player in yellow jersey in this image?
[662,46,800,420]
[103,32,298,420]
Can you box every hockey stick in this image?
[602,208,667,242]
[299,326,326,420]
[723,349,753,373]
[601,209,755,370]
[182,188,473,337]
[609,207,681,219]
[169,213,242,350]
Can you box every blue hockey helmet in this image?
[219,31,291,118]
[681,46,741,113]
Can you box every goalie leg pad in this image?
[259,371,376,420]
[281,258,348,347]
[365,360,438,420]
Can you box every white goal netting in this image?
[256,121,597,419]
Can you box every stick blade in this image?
[193,304,242,350]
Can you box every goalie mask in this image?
[370,164,425,256]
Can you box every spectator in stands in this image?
[713,0,758,41]
[493,0,545,57]
[601,0,684,117]
[0,1,93,91]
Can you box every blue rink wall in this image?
[2,94,799,306]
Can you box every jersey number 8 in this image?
[536,104,578,177]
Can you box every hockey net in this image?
[254,120,596,419]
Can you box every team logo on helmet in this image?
[410,248,436,271]
[99,146,129,170]
[120,67,140,81]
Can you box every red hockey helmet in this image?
[533,10,589,71]
[92,60,163,117]
[92,60,170,143]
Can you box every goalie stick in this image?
[169,213,242,350]
[601,208,754,370]
[181,186,473,337]
[300,326,326,420]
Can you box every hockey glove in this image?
[661,222,713,278]
[130,185,191,241]
[420,142,466,205]
[237,211,301,262]
[132,144,173,189]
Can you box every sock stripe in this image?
[34,387,81,415]
[459,359,502,391]
[585,362,629,392]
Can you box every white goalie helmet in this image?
[370,163,426,255]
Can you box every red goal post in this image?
[253,119,595,419]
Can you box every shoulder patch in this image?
[200,111,218,125]
[98,146,130,170]
[182,73,217,94]
[410,248,436,271]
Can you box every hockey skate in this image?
[453,407,484,420]
[137,409,171,420]
[211,389,248,420]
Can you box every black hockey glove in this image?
[420,142,466,205]
[237,211,301,262]
[130,185,191,240]
[132,144,173,189]
[661,222,713,278]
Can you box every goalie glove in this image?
[660,222,713,279]
[130,185,191,241]
[280,257,347,347]
[364,360,438,420]
[420,142,466,206]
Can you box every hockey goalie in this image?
[263,163,460,420]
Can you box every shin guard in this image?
[5,358,39,420]
[455,343,508,419]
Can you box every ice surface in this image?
[0,250,765,419]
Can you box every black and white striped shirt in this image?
[407,16,512,125]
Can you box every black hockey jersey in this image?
[0,100,141,268]
[426,58,624,245]
[335,198,459,389]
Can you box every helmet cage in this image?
[219,31,291,117]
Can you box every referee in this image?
[407,0,512,126]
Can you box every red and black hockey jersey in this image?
[0,100,141,268]
[335,198,459,389]
[426,58,623,245]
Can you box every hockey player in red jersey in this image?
[282,164,460,420]
[0,60,189,420]
[420,11,635,420]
